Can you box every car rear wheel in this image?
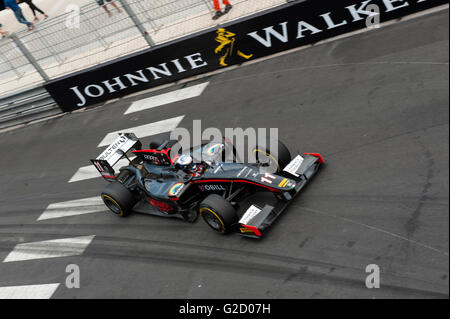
[252,139,291,173]
[101,182,137,217]
[200,194,238,234]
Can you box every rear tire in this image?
[200,194,238,234]
[101,182,136,217]
[252,139,291,173]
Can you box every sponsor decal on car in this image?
[168,182,184,197]
[97,134,128,161]
[278,178,288,187]
[286,181,296,188]
[239,205,262,225]
[93,160,104,172]
[199,184,226,191]
[283,155,304,177]
[144,154,160,163]
[277,178,296,189]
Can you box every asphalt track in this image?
[0,9,448,298]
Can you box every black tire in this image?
[101,182,137,217]
[200,194,238,234]
[252,139,291,173]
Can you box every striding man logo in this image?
[214,28,253,66]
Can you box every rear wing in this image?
[90,133,141,182]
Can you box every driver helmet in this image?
[176,154,193,171]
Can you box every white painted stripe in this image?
[3,235,95,263]
[68,158,133,183]
[0,283,60,299]
[97,115,185,147]
[37,197,105,221]
[124,82,209,114]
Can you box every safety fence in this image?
[0,0,288,97]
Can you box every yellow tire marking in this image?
[253,149,280,173]
[200,207,225,234]
[101,194,124,217]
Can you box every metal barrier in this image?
[0,0,287,96]
[0,0,288,130]
[0,84,61,130]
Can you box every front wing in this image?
[235,153,324,238]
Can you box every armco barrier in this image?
[45,0,448,112]
[0,85,61,130]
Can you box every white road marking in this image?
[124,82,209,114]
[3,235,95,263]
[97,115,185,147]
[0,283,60,299]
[68,158,133,183]
[37,197,105,221]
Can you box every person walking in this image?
[3,0,34,31]
[212,0,232,20]
[96,0,122,18]
[24,0,48,22]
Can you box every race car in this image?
[90,133,324,238]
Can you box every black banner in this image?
[44,0,448,112]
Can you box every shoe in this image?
[44,14,49,19]
[212,10,224,20]
[28,22,34,31]
[34,16,39,22]
[224,4,232,14]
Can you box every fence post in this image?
[10,34,49,82]
[118,0,155,47]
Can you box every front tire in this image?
[200,194,238,234]
[252,139,291,173]
[101,182,137,217]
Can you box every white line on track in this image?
[37,197,105,221]
[68,157,134,183]
[97,115,185,147]
[3,235,95,263]
[0,283,60,299]
[124,82,209,115]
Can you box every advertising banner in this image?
[44,0,448,112]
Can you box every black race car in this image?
[91,133,324,238]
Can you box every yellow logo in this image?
[215,28,253,67]
[278,179,289,187]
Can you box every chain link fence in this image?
[0,0,288,96]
